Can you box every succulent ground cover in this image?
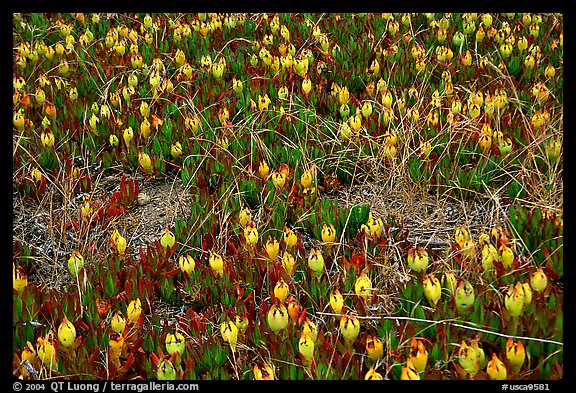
[13,13,563,381]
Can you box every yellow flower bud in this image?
[13,109,26,129]
[244,222,259,247]
[280,252,296,277]
[300,169,314,189]
[273,278,289,303]
[499,244,515,270]
[127,298,142,323]
[271,171,286,188]
[455,280,475,312]
[307,248,324,279]
[458,340,480,377]
[506,338,525,372]
[409,338,428,372]
[57,316,76,348]
[530,267,548,292]
[481,243,498,273]
[171,142,182,159]
[354,271,372,300]
[138,151,152,172]
[157,359,176,380]
[298,332,315,365]
[422,273,441,308]
[321,223,336,243]
[505,283,525,317]
[365,367,383,380]
[267,303,289,334]
[254,363,275,380]
[111,311,126,335]
[284,226,297,248]
[123,126,134,147]
[40,131,55,148]
[67,250,85,278]
[209,251,224,277]
[165,331,185,356]
[266,236,280,260]
[160,228,176,249]
[258,160,270,179]
[36,334,57,370]
[178,255,195,275]
[401,358,420,380]
[487,353,507,380]
[339,314,360,343]
[407,247,429,273]
[366,335,384,362]
[302,317,318,343]
[13,264,28,295]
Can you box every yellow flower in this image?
[366,335,384,362]
[171,142,182,159]
[504,283,525,317]
[307,248,324,279]
[165,331,185,356]
[455,280,475,312]
[506,339,525,373]
[178,255,195,275]
[40,131,55,148]
[487,353,507,380]
[138,151,152,171]
[407,247,429,273]
[454,225,470,248]
[302,317,318,343]
[127,298,142,323]
[36,333,57,370]
[330,290,344,314]
[321,223,336,243]
[481,243,498,273]
[267,304,289,334]
[157,359,176,380]
[265,237,280,260]
[300,169,314,189]
[409,338,428,372]
[123,126,134,147]
[111,311,126,335]
[349,113,361,133]
[209,251,224,277]
[284,226,298,248]
[258,160,270,179]
[273,278,289,303]
[458,340,480,377]
[339,314,360,343]
[422,273,441,308]
[239,207,252,227]
[244,222,259,247]
[220,320,239,352]
[160,228,176,249]
[271,171,286,188]
[298,332,315,365]
[13,264,28,295]
[400,358,420,380]
[354,271,372,300]
[57,315,76,348]
[499,243,515,269]
[530,267,548,292]
[365,367,384,380]
[21,341,36,363]
[67,250,85,278]
[281,252,296,277]
[112,230,127,255]
[254,363,275,380]
[235,314,249,334]
[302,77,312,95]
[258,94,271,111]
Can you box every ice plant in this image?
[458,340,480,377]
[301,317,318,344]
[284,226,297,248]
[138,151,152,172]
[422,273,441,308]
[365,367,384,380]
[244,221,259,247]
[112,230,127,256]
[281,252,296,277]
[239,207,252,227]
[267,303,289,334]
[481,243,498,273]
[57,315,76,348]
[409,338,428,372]
[298,332,315,366]
[40,131,55,148]
[258,160,270,179]
[36,333,57,370]
[504,283,525,317]
[67,250,84,279]
[157,359,176,380]
[271,171,286,188]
